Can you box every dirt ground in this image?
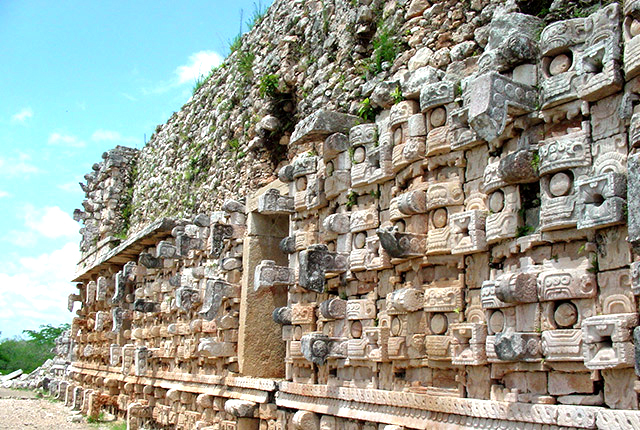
[0,388,122,430]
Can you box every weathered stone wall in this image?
[127,0,508,232]
[63,0,640,429]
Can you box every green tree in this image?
[0,323,70,374]
[22,323,69,344]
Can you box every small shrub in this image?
[228,33,242,54]
[370,22,398,74]
[530,151,540,172]
[228,138,241,153]
[259,74,279,98]
[192,74,208,95]
[358,98,375,121]
[391,86,403,104]
[246,1,268,30]
[346,191,358,209]
[237,50,256,80]
[516,225,535,238]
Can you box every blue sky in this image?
[0,0,271,339]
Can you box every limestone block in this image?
[603,368,639,409]
[481,280,513,309]
[450,209,487,255]
[635,326,640,377]
[538,124,591,176]
[451,323,488,365]
[272,306,292,325]
[494,271,538,304]
[257,189,294,215]
[477,12,541,73]
[291,304,315,325]
[225,399,257,418]
[323,132,349,160]
[408,113,426,137]
[598,268,636,314]
[424,282,464,312]
[541,4,622,106]
[292,410,319,430]
[299,244,348,293]
[210,222,235,258]
[322,213,350,235]
[292,155,318,179]
[466,72,538,142]
[111,307,129,333]
[68,293,81,312]
[200,279,241,320]
[535,258,596,303]
[542,329,584,361]
[138,252,161,268]
[176,233,204,256]
[625,0,640,78]
[197,338,235,357]
[633,262,640,296]
[424,335,452,361]
[377,227,427,258]
[325,169,350,200]
[577,172,627,230]
[420,81,456,113]
[493,330,542,362]
[540,169,583,231]
[254,260,295,291]
[319,298,346,320]
[96,276,108,302]
[482,158,506,194]
[156,241,177,258]
[397,189,427,215]
[350,140,393,187]
[301,332,331,365]
[549,372,593,396]
[386,287,423,314]
[350,207,379,233]
[402,66,442,99]
[347,329,384,361]
[592,94,626,141]
[628,154,640,251]
[582,313,638,369]
[290,111,359,146]
[175,287,200,312]
[486,185,520,244]
[346,299,376,320]
[133,299,157,313]
[426,180,464,210]
[498,149,539,186]
[134,347,149,377]
[392,136,425,172]
[85,281,96,306]
[109,344,122,366]
[596,227,631,271]
[449,106,482,151]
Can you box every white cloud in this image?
[48,132,86,148]
[175,50,224,85]
[0,154,39,176]
[0,190,10,198]
[120,92,138,102]
[0,242,79,338]
[24,205,80,239]
[91,129,139,145]
[11,107,33,123]
[57,181,82,193]
[141,50,224,96]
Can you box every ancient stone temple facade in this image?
[54,0,640,429]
